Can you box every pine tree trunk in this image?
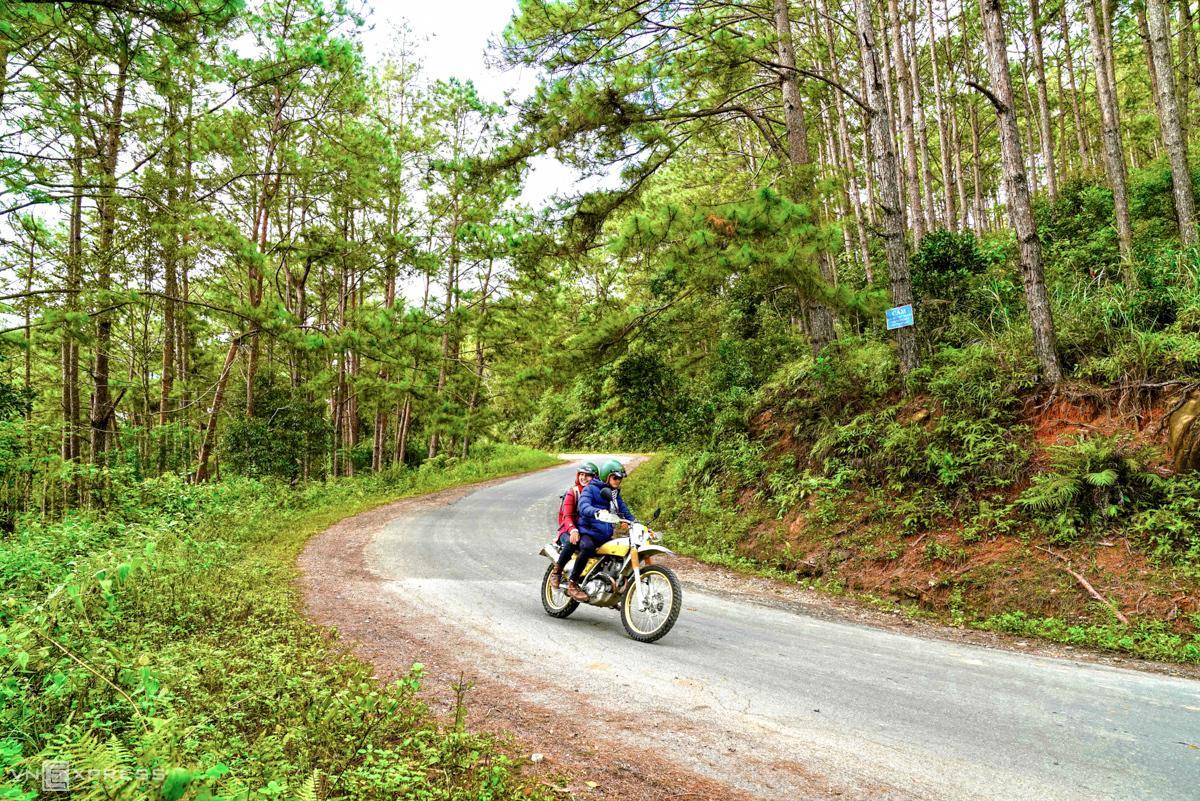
[1030,0,1059,201]
[1146,0,1198,245]
[952,88,971,230]
[394,396,411,465]
[196,338,240,482]
[774,0,836,355]
[63,75,84,464]
[910,6,936,229]
[1020,59,1041,194]
[159,99,179,431]
[819,0,873,275]
[428,244,458,460]
[1084,0,1135,265]
[930,0,957,228]
[1053,42,1072,179]
[1060,0,1092,171]
[1179,0,1195,133]
[977,0,1064,383]
[879,8,906,230]
[1140,9,1164,117]
[971,103,986,235]
[91,43,130,462]
[858,0,919,376]
[888,0,924,240]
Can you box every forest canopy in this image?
[1,0,1200,522]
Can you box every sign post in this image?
[886,304,914,330]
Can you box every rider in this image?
[566,458,635,602]
[551,461,599,590]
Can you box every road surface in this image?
[364,460,1200,800]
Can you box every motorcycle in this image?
[538,510,683,642]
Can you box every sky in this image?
[360,0,583,207]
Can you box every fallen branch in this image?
[1035,546,1129,625]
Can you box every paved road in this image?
[366,460,1200,800]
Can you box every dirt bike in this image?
[538,510,682,642]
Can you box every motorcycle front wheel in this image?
[620,564,682,643]
[541,562,579,618]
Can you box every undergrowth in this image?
[0,444,560,801]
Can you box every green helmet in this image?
[577,460,600,477]
[599,458,627,481]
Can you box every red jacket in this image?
[557,483,585,536]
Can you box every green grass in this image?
[977,611,1200,663]
[0,444,561,801]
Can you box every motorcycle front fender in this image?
[636,544,676,558]
[539,542,562,561]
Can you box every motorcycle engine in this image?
[583,563,620,607]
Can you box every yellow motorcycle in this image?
[539,511,682,642]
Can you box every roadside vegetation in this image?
[0,444,558,800]
[614,211,1200,663]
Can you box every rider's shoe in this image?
[566,581,587,602]
[550,566,563,589]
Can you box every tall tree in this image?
[1083,0,1134,265]
[858,0,919,375]
[974,0,1063,382]
[1145,0,1198,246]
[774,0,836,355]
[1029,0,1058,201]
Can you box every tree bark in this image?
[63,73,84,464]
[930,0,957,228]
[1180,0,1195,134]
[1020,58,1041,194]
[1030,0,1059,201]
[971,103,986,235]
[858,0,919,376]
[196,337,242,483]
[910,6,936,230]
[819,0,873,275]
[976,0,1064,383]
[1084,0,1135,265]
[1146,0,1198,245]
[1059,0,1092,172]
[888,0,925,240]
[160,97,179,430]
[90,38,130,462]
[774,0,836,356]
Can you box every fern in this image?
[293,770,320,801]
[1018,435,1165,541]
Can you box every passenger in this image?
[550,461,599,590]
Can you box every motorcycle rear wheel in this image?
[541,563,579,618]
[620,564,682,643]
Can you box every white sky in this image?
[361,0,582,207]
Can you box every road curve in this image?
[364,460,1200,801]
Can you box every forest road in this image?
[354,460,1200,801]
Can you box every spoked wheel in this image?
[620,565,682,643]
[541,562,579,618]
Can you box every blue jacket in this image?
[577,478,635,544]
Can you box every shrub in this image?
[910,229,990,351]
[221,384,331,481]
[1018,435,1165,542]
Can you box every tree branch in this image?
[965,79,1007,113]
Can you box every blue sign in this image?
[886,304,914,330]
